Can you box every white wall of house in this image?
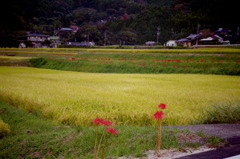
[166,40,177,46]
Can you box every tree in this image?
[75,24,102,44]
[117,30,137,45]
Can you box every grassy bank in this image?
[1,47,240,55]
[1,99,224,158]
[29,53,240,75]
[0,67,240,126]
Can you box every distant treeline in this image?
[0,0,239,47]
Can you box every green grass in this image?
[2,99,216,158]
[29,53,240,75]
[0,67,240,126]
[1,47,240,55]
[0,119,10,138]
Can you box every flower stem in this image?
[94,130,98,159]
[157,119,162,150]
[101,136,107,159]
[97,130,106,158]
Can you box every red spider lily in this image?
[92,118,113,126]
[154,111,164,120]
[102,120,113,126]
[176,59,181,62]
[158,103,167,109]
[106,127,119,134]
[93,118,105,125]
[72,57,76,60]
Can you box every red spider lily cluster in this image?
[63,57,240,71]
[106,127,119,134]
[92,118,119,159]
[93,118,113,127]
[67,57,240,63]
[154,103,167,120]
[154,103,167,150]
[154,111,164,120]
[92,118,119,134]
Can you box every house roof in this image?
[215,28,231,33]
[145,41,156,45]
[60,28,73,31]
[186,34,200,39]
[176,38,190,42]
[28,34,50,37]
[70,25,79,29]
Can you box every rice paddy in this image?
[0,66,239,126]
[1,47,240,55]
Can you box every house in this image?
[27,34,50,48]
[165,40,177,46]
[145,41,156,45]
[60,25,79,33]
[176,34,201,47]
[176,38,191,47]
[70,25,79,33]
[60,28,73,32]
[49,36,61,48]
[215,28,231,37]
[66,41,95,46]
[199,34,229,45]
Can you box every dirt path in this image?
[167,124,240,139]
[118,124,240,159]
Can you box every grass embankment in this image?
[1,47,240,54]
[0,119,10,138]
[30,53,240,75]
[1,99,224,158]
[0,67,240,126]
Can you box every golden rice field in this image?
[0,56,33,60]
[0,66,240,126]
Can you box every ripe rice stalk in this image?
[0,67,239,126]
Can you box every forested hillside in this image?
[0,0,239,46]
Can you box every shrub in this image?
[29,57,47,67]
[0,119,10,138]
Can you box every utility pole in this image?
[157,26,160,44]
[87,34,89,43]
[237,26,239,36]
[104,31,107,46]
[196,23,200,46]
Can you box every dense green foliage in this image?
[1,0,239,46]
[29,54,240,75]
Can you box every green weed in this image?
[0,100,207,158]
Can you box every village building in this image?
[176,34,201,47]
[59,25,79,33]
[66,41,95,46]
[165,40,177,46]
[20,34,50,48]
[49,36,61,48]
[145,41,156,45]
